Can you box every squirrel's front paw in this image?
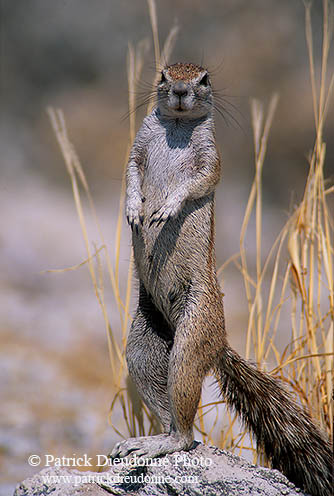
[149,195,183,227]
[126,195,145,232]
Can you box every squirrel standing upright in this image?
[110,62,332,496]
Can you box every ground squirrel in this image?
[110,62,332,496]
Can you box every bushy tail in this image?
[218,346,333,496]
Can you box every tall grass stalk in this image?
[230,0,333,444]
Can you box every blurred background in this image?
[1,0,333,493]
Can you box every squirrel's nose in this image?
[172,81,188,97]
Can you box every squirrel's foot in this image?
[149,196,183,227]
[126,195,145,232]
[109,433,193,460]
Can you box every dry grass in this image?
[48,0,333,464]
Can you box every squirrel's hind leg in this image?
[110,286,179,460]
[167,291,226,442]
[125,284,173,432]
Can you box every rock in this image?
[13,443,306,496]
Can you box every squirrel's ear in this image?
[199,73,209,86]
[160,72,167,83]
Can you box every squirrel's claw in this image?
[126,195,143,232]
[149,203,180,227]
[149,212,167,227]
[126,210,143,233]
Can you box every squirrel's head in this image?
[157,63,213,119]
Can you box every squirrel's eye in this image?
[199,73,209,86]
[160,72,167,84]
